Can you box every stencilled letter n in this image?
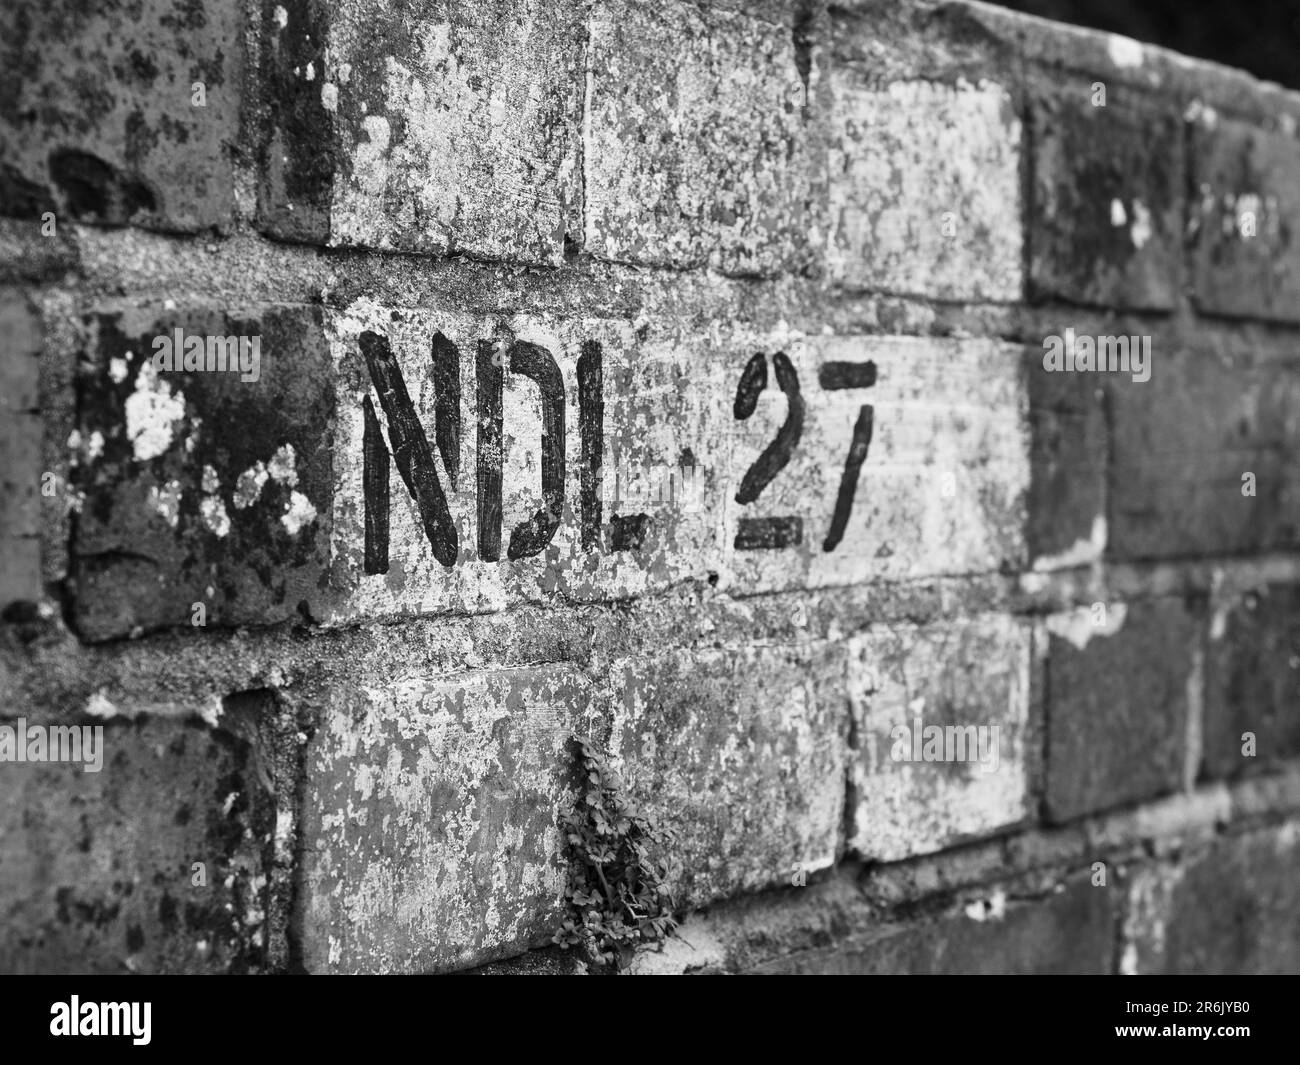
[358,330,459,570]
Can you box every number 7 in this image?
[819,360,877,553]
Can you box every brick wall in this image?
[2,0,1299,974]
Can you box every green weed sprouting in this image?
[552,735,678,971]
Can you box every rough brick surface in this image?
[747,875,1116,974]
[68,302,1029,637]
[4,0,1300,978]
[0,715,273,974]
[1029,82,1182,310]
[824,72,1022,300]
[260,0,582,262]
[317,318,1028,624]
[1124,822,1300,974]
[299,667,600,974]
[1044,599,1196,822]
[0,0,241,232]
[1189,116,1300,323]
[848,614,1034,861]
[1024,343,1107,569]
[1107,334,1300,561]
[1203,584,1300,780]
[610,643,848,906]
[70,304,334,640]
[0,292,43,609]
[584,0,816,275]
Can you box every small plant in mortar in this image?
[553,735,678,970]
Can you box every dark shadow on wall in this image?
[989,0,1300,90]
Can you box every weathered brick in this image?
[1124,822,1300,974]
[259,0,582,263]
[1029,81,1182,309]
[1025,342,1107,569]
[0,715,274,974]
[462,948,583,975]
[1108,336,1300,561]
[1044,599,1196,822]
[70,304,334,640]
[0,292,43,609]
[9,0,1300,983]
[1189,116,1300,323]
[299,666,600,974]
[71,298,1030,637]
[1203,584,1300,780]
[0,218,80,284]
[0,0,242,232]
[824,72,1022,300]
[325,311,1028,627]
[609,643,848,906]
[747,874,1116,974]
[848,614,1034,862]
[583,0,816,275]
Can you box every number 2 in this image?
[731,353,877,552]
[732,351,805,550]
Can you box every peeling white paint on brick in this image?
[149,479,183,528]
[1046,601,1128,650]
[626,923,726,974]
[201,494,231,538]
[281,490,317,535]
[185,415,201,455]
[198,697,223,728]
[1184,644,1204,792]
[1130,199,1153,249]
[85,691,121,719]
[267,443,299,486]
[124,363,185,462]
[964,888,1007,922]
[1031,513,1107,573]
[233,461,269,509]
[1122,863,1185,974]
[1106,34,1145,69]
[1209,605,1229,641]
